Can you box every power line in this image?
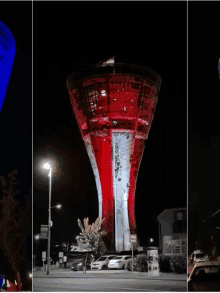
[201,209,220,223]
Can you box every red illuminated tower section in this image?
[67,62,162,251]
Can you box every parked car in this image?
[91,255,117,270]
[108,255,132,270]
[194,259,206,266]
[71,260,90,271]
[188,261,220,291]
[70,254,93,271]
[190,250,208,264]
[67,254,83,269]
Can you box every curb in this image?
[33,271,186,282]
[33,276,186,281]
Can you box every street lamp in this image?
[34,234,40,240]
[51,204,62,209]
[43,162,52,275]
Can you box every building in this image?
[67,59,162,251]
[157,208,187,255]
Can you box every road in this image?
[33,277,187,291]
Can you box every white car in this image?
[91,255,117,270]
[190,250,208,264]
[188,261,220,291]
[194,259,206,266]
[108,255,132,270]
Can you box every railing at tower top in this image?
[67,63,162,90]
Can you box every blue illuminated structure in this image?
[218,58,220,79]
[0,20,16,111]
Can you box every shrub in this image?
[125,254,148,272]
[125,253,187,274]
[170,254,187,274]
[159,255,172,272]
[125,257,139,271]
[136,254,148,272]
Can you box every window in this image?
[177,212,183,220]
[101,90,107,96]
[86,89,98,113]
[97,256,107,261]
[173,219,186,233]
[173,210,186,233]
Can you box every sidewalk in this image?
[33,268,187,281]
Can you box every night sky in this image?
[188,2,220,254]
[0,1,32,269]
[33,2,187,249]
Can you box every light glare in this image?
[43,163,51,170]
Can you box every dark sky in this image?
[188,2,220,253]
[0,2,32,268]
[33,1,187,247]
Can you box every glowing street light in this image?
[51,204,62,209]
[34,234,40,240]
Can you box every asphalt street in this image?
[33,270,187,291]
[33,277,187,291]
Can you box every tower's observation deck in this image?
[67,63,162,251]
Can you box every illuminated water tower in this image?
[67,59,162,251]
[0,20,16,111]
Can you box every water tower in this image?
[0,20,16,111]
[67,60,162,251]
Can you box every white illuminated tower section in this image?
[67,61,162,251]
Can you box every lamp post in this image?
[43,163,52,275]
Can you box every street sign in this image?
[129,234,137,273]
[130,234,137,243]
[59,252,64,258]
[40,225,49,239]
[42,251,46,261]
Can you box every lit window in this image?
[101,90,106,96]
